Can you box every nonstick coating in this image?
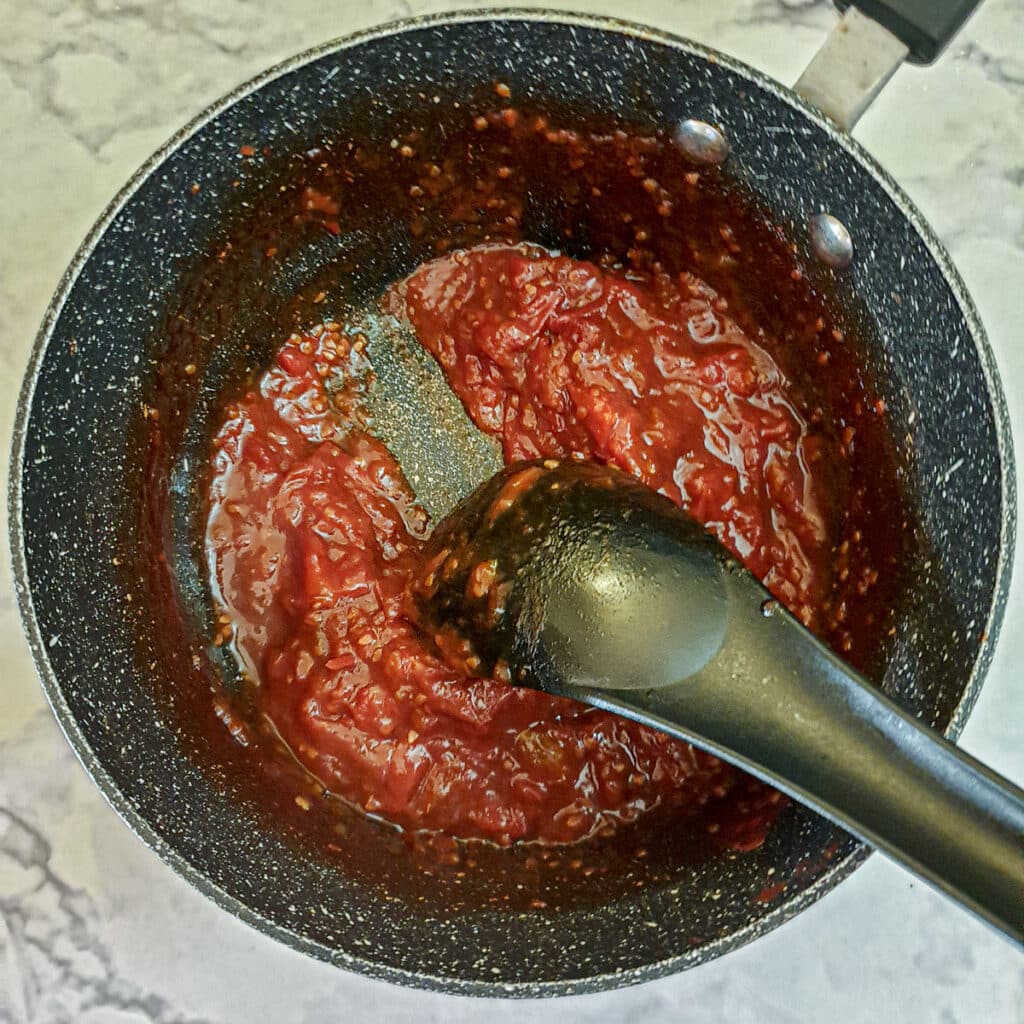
[9,11,1015,996]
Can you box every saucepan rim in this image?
[7,8,1016,996]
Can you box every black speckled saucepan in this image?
[8,8,1015,997]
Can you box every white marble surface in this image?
[1,0,1022,1020]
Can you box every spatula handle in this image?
[582,569,1024,947]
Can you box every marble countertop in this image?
[1,1,1021,1021]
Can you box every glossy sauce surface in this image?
[397,244,831,625]
[206,244,844,847]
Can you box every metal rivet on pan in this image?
[809,213,854,269]
[674,119,730,165]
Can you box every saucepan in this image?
[9,1,1014,995]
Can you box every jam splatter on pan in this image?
[206,223,898,849]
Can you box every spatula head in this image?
[408,459,730,695]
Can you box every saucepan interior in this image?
[10,13,1013,995]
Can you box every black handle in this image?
[582,569,1024,948]
[837,0,984,63]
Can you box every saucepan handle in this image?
[794,0,985,131]
[836,0,985,64]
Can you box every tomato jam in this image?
[206,243,853,848]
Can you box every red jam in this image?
[206,244,839,847]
